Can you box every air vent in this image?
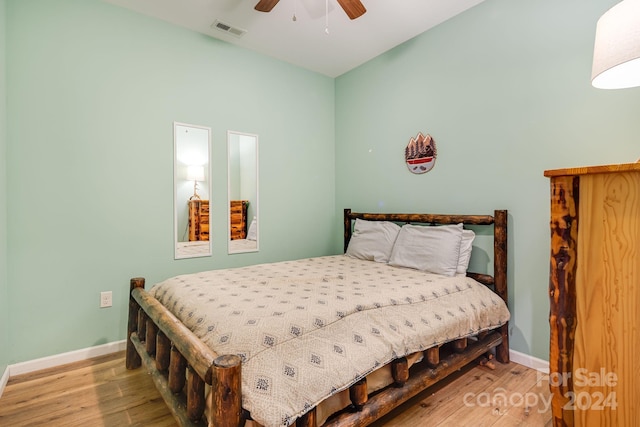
[211,20,247,38]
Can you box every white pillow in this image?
[456,229,475,275]
[346,219,401,263]
[246,218,257,241]
[388,223,463,276]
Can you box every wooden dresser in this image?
[545,163,640,427]
[230,200,248,240]
[188,199,209,241]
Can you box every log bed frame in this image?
[126,209,509,427]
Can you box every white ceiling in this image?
[103,0,485,77]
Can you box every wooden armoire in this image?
[545,163,640,426]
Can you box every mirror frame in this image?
[174,121,212,259]
[227,130,259,254]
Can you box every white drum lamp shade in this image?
[187,165,205,199]
[592,0,640,89]
[187,165,205,182]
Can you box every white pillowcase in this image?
[246,218,257,241]
[388,223,464,276]
[456,229,475,275]
[346,219,401,263]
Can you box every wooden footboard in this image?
[126,277,242,427]
[126,209,509,427]
[127,285,505,427]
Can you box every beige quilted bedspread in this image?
[150,255,510,427]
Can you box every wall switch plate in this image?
[100,291,113,308]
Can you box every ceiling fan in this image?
[255,0,366,20]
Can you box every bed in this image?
[126,209,510,427]
[176,241,211,258]
[228,238,257,253]
[229,218,257,253]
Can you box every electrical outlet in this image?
[100,291,112,308]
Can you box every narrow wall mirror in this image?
[227,131,258,254]
[174,122,212,259]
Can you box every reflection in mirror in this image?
[174,122,211,259]
[227,131,258,254]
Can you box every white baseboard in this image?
[0,365,9,399]
[510,349,549,373]
[0,343,546,398]
[8,340,127,377]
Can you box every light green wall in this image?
[0,0,8,376]
[5,0,335,363]
[6,0,640,367]
[335,0,640,360]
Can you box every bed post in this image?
[210,354,243,427]
[344,208,352,253]
[493,210,509,363]
[126,277,145,369]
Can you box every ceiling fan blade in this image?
[337,0,366,19]
[255,0,280,13]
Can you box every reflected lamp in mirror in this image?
[174,122,211,259]
[187,165,205,200]
[592,0,640,89]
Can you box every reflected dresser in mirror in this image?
[188,199,209,241]
[230,200,248,240]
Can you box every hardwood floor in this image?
[0,351,551,426]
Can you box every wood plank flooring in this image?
[0,351,552,426]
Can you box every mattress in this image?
[150,255,510,427]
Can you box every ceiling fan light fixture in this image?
[255,0,280,13]
[255,0,366,20]
[337,0,366,20]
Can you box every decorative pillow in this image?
[246,218,257,241]
[346,219,401,263]
[388,223,464,276]
[456,229,476,275]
